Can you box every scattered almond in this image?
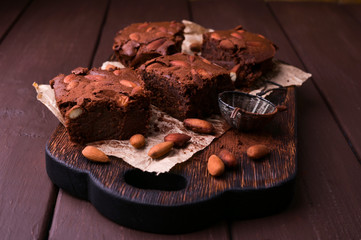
[148,141,174,159]
[247,144,270,159]
[219,149,237,167]
[82,146,109,163]
[207,155,225,177]
[183,118,214,134]
[164,133,191,148]
[129,134,145,149]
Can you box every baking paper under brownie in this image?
[138,53,234,120]
[113,21,185,68]
[202,26,276,88]
[50,67,150,144]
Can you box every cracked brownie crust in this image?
[113,21,185,68]
[50,67,150,144]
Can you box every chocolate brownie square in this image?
[202,25,276,88]
[138,53,234,120]
[113,21,185,68]
[50,67,150,144]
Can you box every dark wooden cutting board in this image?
[46,87,296,234]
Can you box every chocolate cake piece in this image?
[138,53,234,120]
[201,26,276,88]
[113,21,185,68]
[50,67,150,144]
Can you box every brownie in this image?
[201,25,276,88]
[49,67,150,144]
[138,53,234,120]
[113,21,185,68]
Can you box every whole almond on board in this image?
[183,118,215,134]
[207,155,225,177]
[129,134,145,149]
[247,144,270,159]
[219,149,237,167]
[82,146,109,163]
[148,141,174,159]
[164,133,191,148]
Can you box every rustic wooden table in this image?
[1,0,361,239]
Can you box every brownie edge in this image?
[138,53,234,120]
[50,67,150,144]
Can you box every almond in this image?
[129,33,140,41]
[230,32,243,39]
[66,80,79,91]
[129,134,145,149]
[164,133,191,148]
[148,141,174,159]
[247,144,270,159]
[247,41,262,47]
[146,38,167,51]
[210,32,221,40]
[84,75,105,81]
[105,64,119,71]
[219,149,237,167]
[131,86,143,96]
[183,118,214,134]
[67,106,83,119]
[170,60,190,68]
[116,95,129,107]
[207,155,225,177]
[82,146,109,163]
[63,74,77,83]
[196,68,211,78]
[119,79,137,88]
[220,39,234,49]
[201,57,212,65]
[113,70,121,76]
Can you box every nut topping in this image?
[129,33,140,41]
[67,106,83,119]
[170,60,190,68]
[116,95,129,107]
[63,74,77,83]
[146,38,167,51]
[210,32,221,40]
[119,79,138,88]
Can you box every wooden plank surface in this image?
[50,191,229,240]
[192,0,361,239]
[270,2,361,160]
[47,0,231,239]
[0,0,108,239]
[0,0,31,41]
[344,4,361,24]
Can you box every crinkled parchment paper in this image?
[34,20,311,174]
[33,83,228,174]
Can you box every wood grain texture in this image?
[191,0,361,239]
[0,0,30,42]
[0,0,107,238]
[344,3,361,24]
[49,190,229,240]
[270,2,361,160]
[45,86,295,234]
